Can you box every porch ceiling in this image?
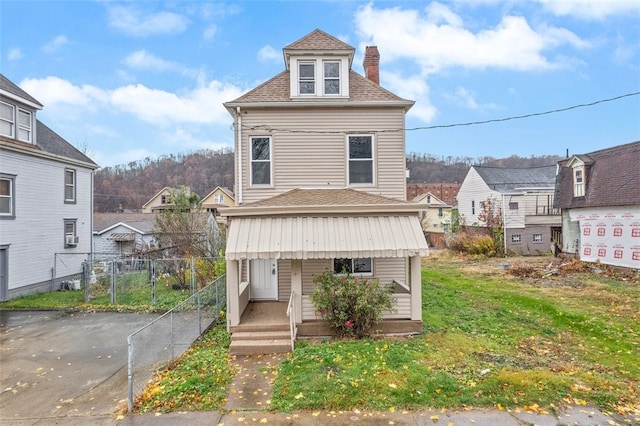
[225,215,429,260]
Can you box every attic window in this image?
[299,62,315,94]
[323,61,340,95]
[573,166,585,197]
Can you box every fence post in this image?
[151,260,156,305]
[127,334,134,412]
[110,261,116,304]
[198,293,202,336]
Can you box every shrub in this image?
[310,270,394,338]
[447,233,496,256]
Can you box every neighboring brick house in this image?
[407,183,460,207]
[457,165,561,255]
[220,29,428,353]
[554,141,640,269]
[0,74,98,300]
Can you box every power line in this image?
[242,91,640,134]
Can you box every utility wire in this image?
[242,91,640,134]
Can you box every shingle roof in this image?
[555,141,640,209]
[227,70,411,105]
[284,28,354,51]
[37,120,98,166]
[93,213,157,234]
[241,188,410,208]
[474,165,557,192]
[0,73,43,108]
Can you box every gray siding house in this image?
[0,74,98,300]
[457,165,561,255]
[220,30,428,353]
[93,213,157,259]
[554,141,640,269]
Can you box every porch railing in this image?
[286,291,297,351]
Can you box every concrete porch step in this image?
[229,323,289,333]
[229,339,292,355]
[232,330,290,341]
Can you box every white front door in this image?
[250,259,277,300]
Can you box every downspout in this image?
[90,170,94,263]
[236,107,243,205]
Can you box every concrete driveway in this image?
[0,310,158,424]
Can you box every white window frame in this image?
[64,168,76,204]
[17,108,32,142]
[298,61,316,95]
[250,136,273,186]
[347,134,375,186]
[333,258,373,276]
[214,194,224,204]
[511,234,522,243]
[0,101,15,139]
[533,233,543,242]
[573,166,585,197]
[64,219,78,247]
[0,174,16,219]
[323,61,340,95]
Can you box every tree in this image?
[477,197,504,255]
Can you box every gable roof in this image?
[225,70,413,106]
[555,141,640,209]
[284,28,354,51]
[413,192,449,206]
[0,73,43,109]
[202,186,235,205]
[93,213,157,234]
[473,165,557,192]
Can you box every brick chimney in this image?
[363,46,380,85]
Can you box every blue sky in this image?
[2,1,639,168]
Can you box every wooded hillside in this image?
[93,149,563,212]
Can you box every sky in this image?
[2,1,639,169]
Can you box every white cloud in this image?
[123,50,204,80]
[203,24,218,41]
[444,87,499,111]
[534,0,640,20]
[162,127,233,151]
[42,35,68,53]
[106,5,189,37]
[382,71,437,122]
[8,48,23,61]
[354,3,589,74]
[20,76,107,108]
[258,45,280,63]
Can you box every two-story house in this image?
[0,74,98,300]
[220,29,428,354]
[413,192,453,248]
[554,141,640,269]
[457,165,561,255]
[201,186,235,224]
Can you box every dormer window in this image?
[1,101,33,143]
[290,57,349,98]
[323,61,340,94]
[299,62,315,94]
[573,166,585,197]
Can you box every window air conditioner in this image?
[66,235,79,245]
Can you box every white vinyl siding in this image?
[239,107,407,203]
[0,149,93,291]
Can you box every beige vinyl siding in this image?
[302,259,331,294]
[238,107,407,204]
[277,259,292,300]
[301,293,411,320]
[374,257,407,285]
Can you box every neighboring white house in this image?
[220,30,428,354]
[93,213,157,259]
[457,165,561,255]
[0,73,98,300]
[554,141,640,269]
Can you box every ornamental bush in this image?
[310,270,395,339]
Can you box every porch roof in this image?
[225,215,429,260]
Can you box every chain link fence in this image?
[82,257,222,307]
[127,274,226,412]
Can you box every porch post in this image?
[291,259,303,323]
[227,259,240,328]
[410,256,422,321]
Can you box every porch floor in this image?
[239,301,288,326]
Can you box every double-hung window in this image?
[323,61,340,95]
[333,258,373,275]
[214,194,224,204]
[64,168,76,203]
[17,109,32,142]
[0,101,15,139]
[0,174,16,219]
[250,136,272,186]
[298,62,315,95]
[348,134,374,185]
[573,167,585,197]
[64,219,77,247]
